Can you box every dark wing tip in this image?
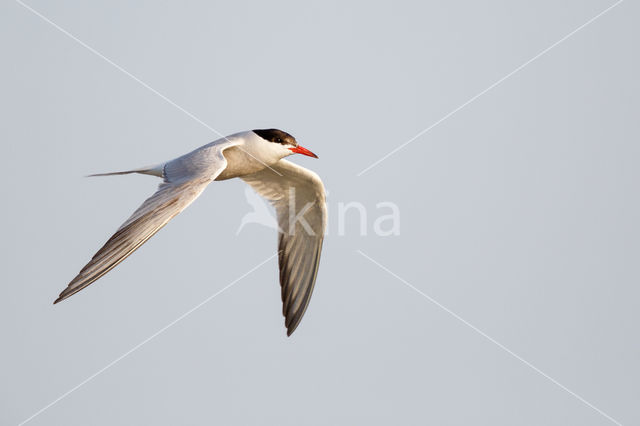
[286,321,300,337]
[53,289,71,304]
[284,307,307,337]
[279,238,323,338]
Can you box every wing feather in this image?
[242,159,326,335]
[54,178,211,303]
[55,140,239,303]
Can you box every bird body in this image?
[56,129,326,336]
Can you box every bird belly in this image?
[215,146,270,181]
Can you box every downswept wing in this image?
[55,141,238,304]
[241,159,327,335]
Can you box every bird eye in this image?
[275,138,282,143]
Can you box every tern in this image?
[55,129,326,336]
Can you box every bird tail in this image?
[87,163,164,178]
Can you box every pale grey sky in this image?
[2,1,639,425]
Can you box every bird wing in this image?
[241,159,327,335]
[55,141,238,304]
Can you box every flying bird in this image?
[55,129,326,336]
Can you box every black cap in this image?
[252,129,298,146]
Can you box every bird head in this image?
[252,129,318,160]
